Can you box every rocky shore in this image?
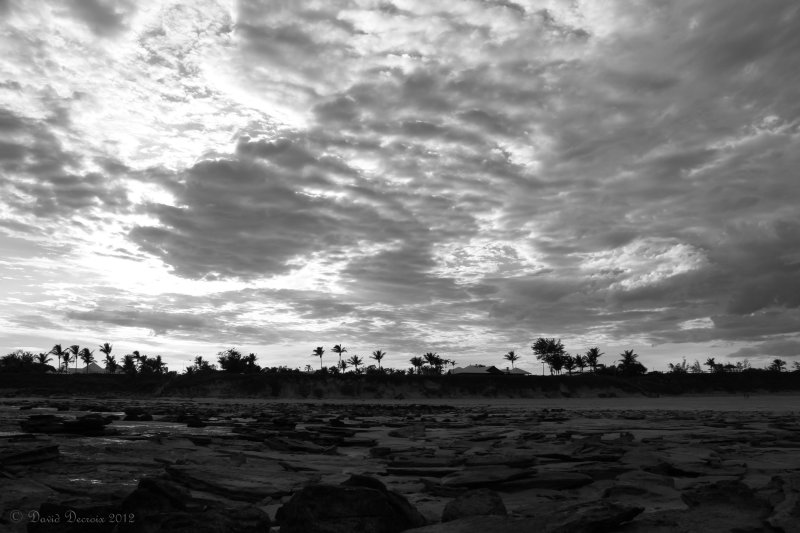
[2,397,800,532]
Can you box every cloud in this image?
[2,0,800,367]
[129,136,415,279]
[61,0,136,36]
[66,307,212,337]
[726,338,800,360]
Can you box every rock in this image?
[544,501,644,532]
[120,476,271,533]
[403,516,538,533]
[20,414,66,433]
[19,414,110,436]
[184,415,206,428]
[0,444,59,466]
[370,446,392,458]
[602,482,687,513]
[166,464,298,502]
[441,467,593,492]
[123,408,153,422]
[764,474,800,532]
[388,424,426,439]
[121,476,192,514]
[440,466,534,489]
[62,413,111,435]
[442,489,506,522]
[278,475,426,533]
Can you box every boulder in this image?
[119,476,271,533]
[764,474,800,532]
[278,475,426,533]
[62,414,111,435]
[20,414,66,433]
[442,489,507,522]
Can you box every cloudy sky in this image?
[1,0,799,373]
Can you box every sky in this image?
[1,0,799,374]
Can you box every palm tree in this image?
[563,354,576,375]
[99,343,112,364]
[332,344,347,369]
[104,354,118,374]
[769,358,787,372]
[532,338,565,375]
[68,345,80,373]
[584,347,603,372]
[668,358,688,373]
[503,350,520,369]
[312,346,325,370]
[423,352,443,374]
[35,352,52,366]
[61,350,73,373]
[79,348,95,373]
[704,357,717,373]
[122,354,137,375]
[410,356,424,375]
[347,355,363,373]
[49,344,66,372]
[618,349,647,376]
[575,354,587,373]
[371,350,386,371]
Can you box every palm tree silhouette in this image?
[79,348,95,373]
[312,347,325,370]
[371,350,386,371]
[503,350,520,369]
[49,344,66,372]
[347,355,363,373]
[68,345,80,373]
[332,344,347,369]
[584,347,603,372]
[104,354,118,374]
[410,356,424,375]
[618,349,646,376]
[99,343,112,364]
[423,352,442,374]
[35,352,52,366]
[769,358,787,372]
[563,354,576,375]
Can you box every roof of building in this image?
[450,365,505,375]
[65,362,107,374]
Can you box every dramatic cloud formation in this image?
[1,0,799,371]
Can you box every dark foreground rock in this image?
[119,476,271,533]
[441,489,506,522]
[277,475,426,533]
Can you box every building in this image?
[450,365,505,375]
[64,362,107,374]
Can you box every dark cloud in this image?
[66,308,212,336]
[726,338,800,360]
[0,109,131,221]
[63,0,135,36]
[129,145,406,279]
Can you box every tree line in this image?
[2,338,797,376]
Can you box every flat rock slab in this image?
[165,464,300,501]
